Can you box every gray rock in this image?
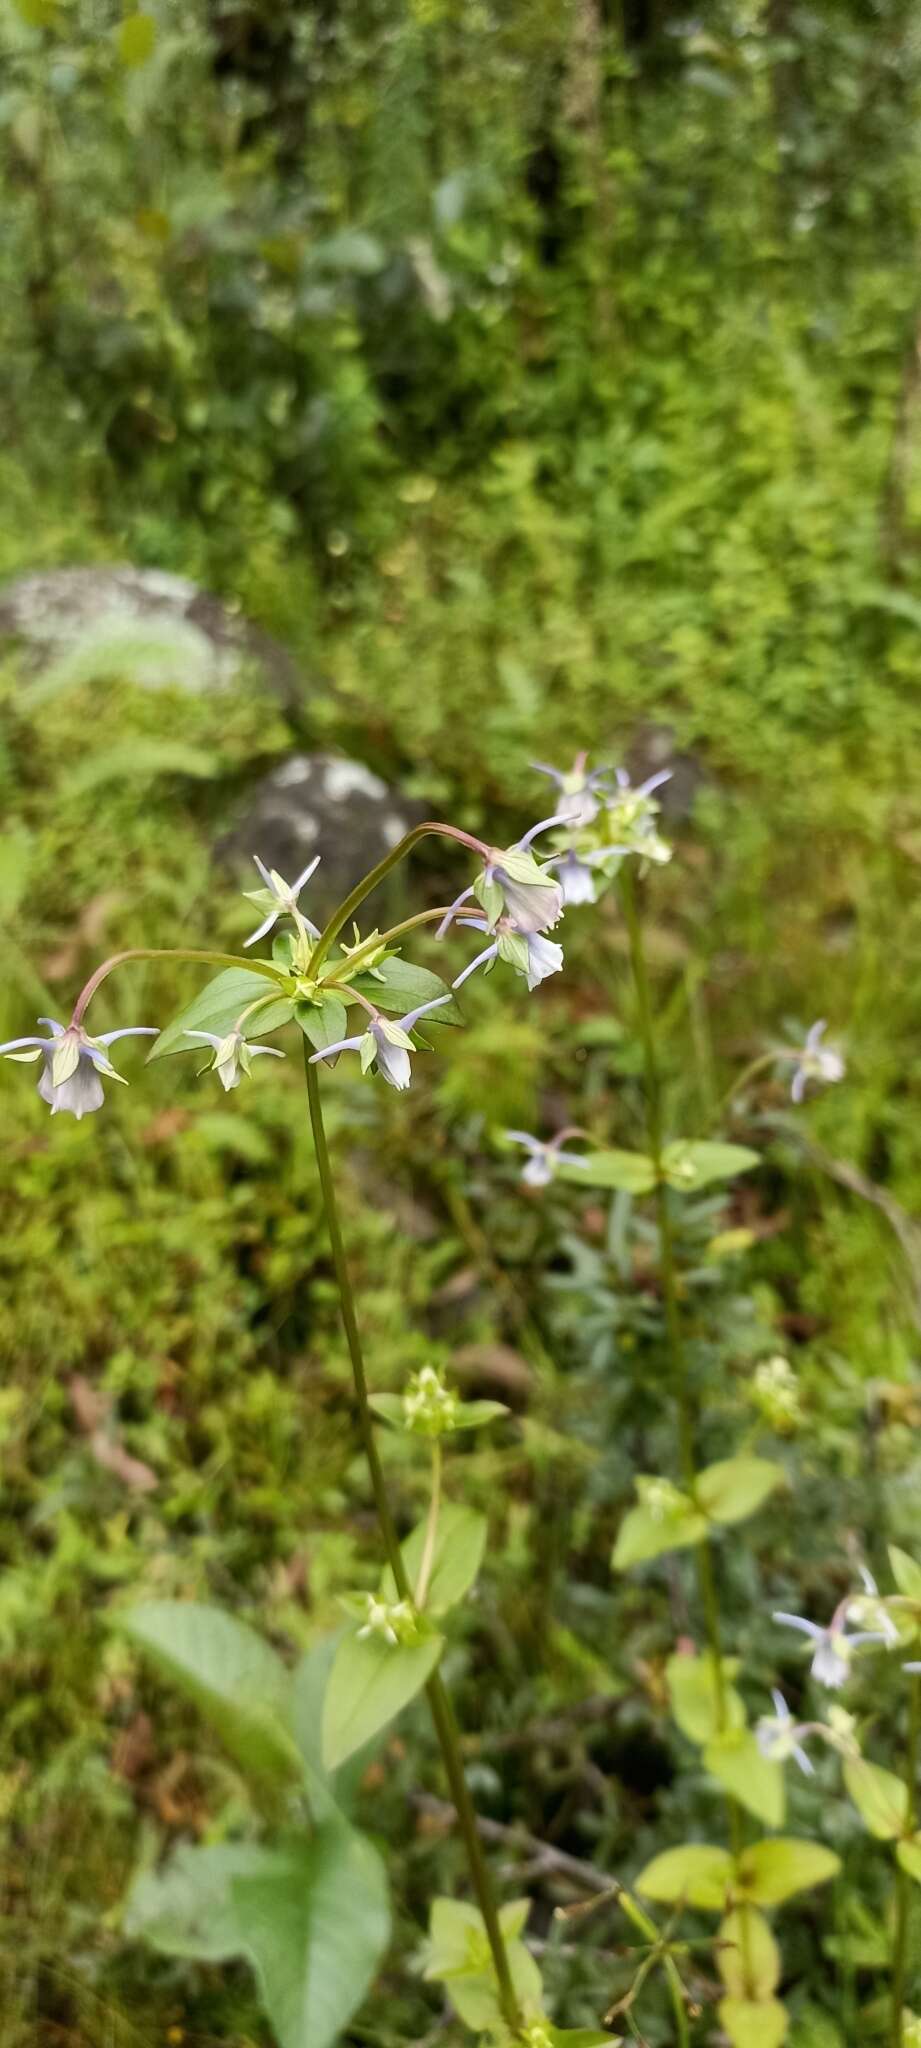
[217,752,429,916]
[625,723,706,821]
[0,565,301,700]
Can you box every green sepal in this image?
[474,872,505,926]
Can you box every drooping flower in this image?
[773,1597,888,1689]
[789,1020,845,1104]
[185,1028,285,1091]
[531,753,611,827]
[451,917,563,994]
[437,817,565,940]
[755,1689,814,1774]
[603,766,672,865]
[547,847,599,906]
[848,1566,900,1646]
[0,1017,157,1119]
[504,1128,589,1188]
[309,993,452,1090]
[243,853,321,948]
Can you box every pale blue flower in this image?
[309,994,452,1090]
[505,1129,589,1188]
[755,1690,814,1774]
[244,853,321,948]
[452,917,563,993]
[773,1597,887,1689]
[531,754,611,827]
[185,1028,285,1091]
[0,1016,157,1118]
[790,1021,845,1104]
[437,816,566,939]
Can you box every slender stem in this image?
[72,947,287,1025]
[310,823,489,976]
[319,904,484,985]
[891,1672,921,2045]
[416,1442,442,1609]
[303,1051,522,2034]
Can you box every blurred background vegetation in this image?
[3,1,921,2042]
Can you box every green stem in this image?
[416,1442,442,1610]
[303,1051,522,2035]
[72,946,287,1025]
[310,823,488,976]
[891,1672,921,2045]
[319,904,483,985]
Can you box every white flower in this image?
[790,1020,845,1104]
[451,917,563,994]
[847,1566,900,1646]
[437,816,566,940]
[505,1129,588,1188]
[185,1028,285,1091]
[755,1690,814,1773]
[531,753,611,827]
[773,1597,888,1689]
[309,994,452,1090]
[243,853,321,948]
[0,1017,157,1119]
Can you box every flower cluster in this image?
[355,1594,424,1648]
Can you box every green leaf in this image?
[890,1547,921,1602]
[120,1601,300,1781]
[718,1997,788,2048]
[322,1627,442,1771]
[117,11,156,64]
[705,1730,785,1828]
[350,957,462,1025]
[697,1456,785,1527]
[635,1844,734,1911]
[612,1484,708,1569]
[382,1502,487,1615]
[124,1840,273,1961]
[296,997,347,1052]
[368,1393,406,1428]
[546,2031,619,2046]
[843,1758,909,1839]
[717,1907,781,2002]
[423,1897,543,2035]
[455,1399,510,1430]
[554,1148,656,1194]
[60,741,219,796]
[896,1834,921,1883]
[232,1825,389,2048]
[149,968,293,1060]
[661,1141,760,1192]
[738,1839,840,1906]
[666,1651,745,1744]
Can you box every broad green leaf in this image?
[149,968,292,1060]
[613,1485,708,1570]
[661,1141,760,1192]
[232,1825,389,2048]
[697,1456,785,1527]
[289,1633,370,1819]
[718,1997,788,2048]
[554,1147,656,1193]
[636,1844,733,1911]
[705,1730,785,1828]
[896,1835,921,1883]
[350,957,462,1025]
[296,997,347,1052]
[844,1758,909,1839]
[124,1840,273,1961]
[381,1502,488,1615]
[120,1601,300,1781]
[666,1651,745,1744]
[738,1839,840,1906]
[117,11,156,64]
[423,1897,542,2035]
[717,1908,781,2001]
[890,1547,921,1602]
[322,1627,442,1771]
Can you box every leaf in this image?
[233,1825,389,2048]
[117,11,156,63]
[381,1502,487,1615]
[705,1730,785,1828]
[149,968,292,1060]
[119,1600,300,1781]
[60,741,220,796]
[350,957,462,1025]
[635,1844,734,1911]
[843,1758,909,1839]
[321,1628,442,1771]
[124,1840,278,1961]
[896,1835,921,1883]
[554,1148,656,1194]
[697,1457,785,1527]
[661,1141,760,1192]
[718,1997,788,2048]
[368,1394,406,1428]
[612,1491,708,1570]
[738,1839,840,1906]
[297,997,347,1052]
[666,1651,746,1744]
[890,1547,921,1602]
[423,1897,543,2035]
[545,2033,619,2047]
[717,1908,781,2002]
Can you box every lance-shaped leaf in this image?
[636,1844,734,1911]
[322,1626,443,1771]
[704,1730,785,1828]
[666,1651,746,1745]
[120,1600,300,1781]
[661,1141,760,1192]
[717,1907,781,2002]
[697,1456,785,1528]
[232,1826,389,2048]
[149,968,293,1060]
[736,1839,840,1906]
[843,1758,910,1840]
[555,1148,656,1194]
[380,1502,488,1616]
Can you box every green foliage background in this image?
[2,0,921,2041]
